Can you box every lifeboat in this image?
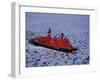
[29,28,77,53]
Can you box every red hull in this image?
[29,28,77,53]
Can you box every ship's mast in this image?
[61,33,64,38]
[47,28,51,37]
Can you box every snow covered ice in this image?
[25,12,90,67]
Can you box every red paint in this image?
[32,29,75,50]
